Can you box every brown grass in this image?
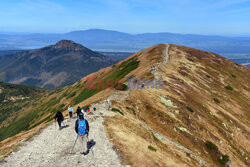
[1,43,249,167]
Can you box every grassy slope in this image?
[0,82,46,141]
[0,44,249,167]
[0,55,140,159]
[103,44,250,167]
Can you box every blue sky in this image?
[0,0,250,35]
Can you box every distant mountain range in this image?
[1,29,250,53]
[0,40,118,89]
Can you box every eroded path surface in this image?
[1,101,123,167]
[152,44,169,79]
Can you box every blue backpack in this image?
[78,119,87,135]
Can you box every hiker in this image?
[87,107,90,112]
[55,111,64,130]
[76,106,81,118]
[107,99,110,110]
[93,106,96,111]
[84,107,87,112]
[68,105,73,119]
[75,112,89,155]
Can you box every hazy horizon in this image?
[1,28,250,37]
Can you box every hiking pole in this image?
[71,135,79,153]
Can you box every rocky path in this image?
[1,101,123,167]
[152,43,169,79]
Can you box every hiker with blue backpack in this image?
[74,112,89,155]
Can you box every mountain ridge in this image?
[0,43,249,166]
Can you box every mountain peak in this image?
[53,40,87,51]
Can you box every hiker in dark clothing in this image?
[55,111,64,130]
[76,106,81,118]
[75,112,89,155]
[93,106,96,111]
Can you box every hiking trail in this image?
[152,43,169,79]
[1,101,124,167]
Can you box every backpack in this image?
[78,119,87,135]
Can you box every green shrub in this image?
[218,154,230,165]
[231,74,236,78]
[0,94,5,102]
[114,83,128,91]
[213,98,220,104]
[66,91,76,99]
[206,75,211,78]
[126,107,136,115]
[54,88,63,93]
[111,108,124,115]
[105,56,140,80]
[132,109,136,115]
[58,103,66,110]
[74,89,101,105]
[111,108,119,111]
[74,57,139,105]
[205,140,218,151]
[148,145,157,152]
[46,97,60,108]
[225,85,233,91]
[0,109,40,141]
[186,106,194,112]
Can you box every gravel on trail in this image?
[1,101,123,167]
